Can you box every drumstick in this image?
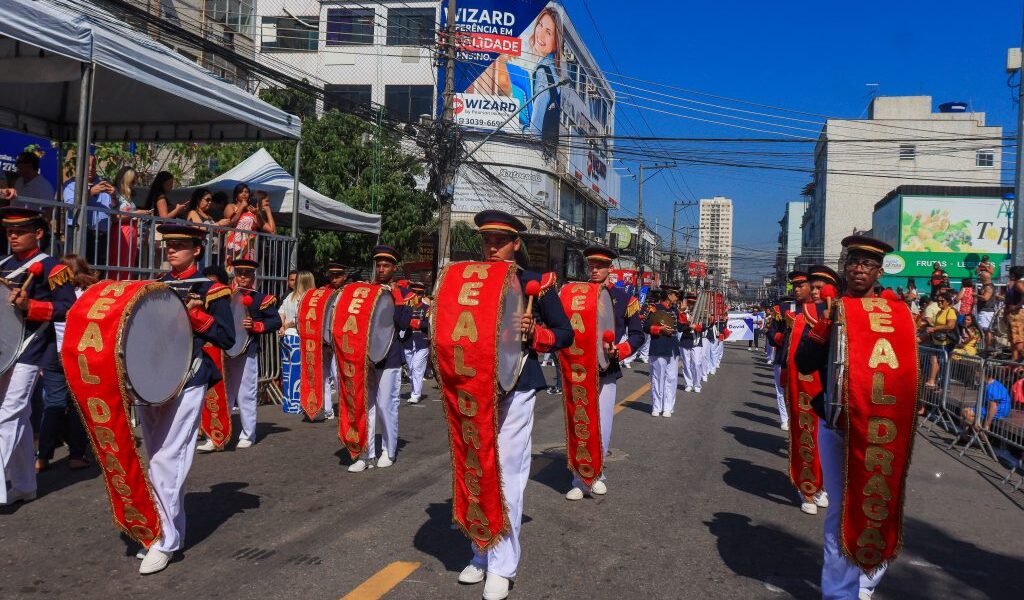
[602,330,615,358]
[521,280,541,342]
[11,262,43,307]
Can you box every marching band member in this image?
[402,281,430,404]
[796,236,917,600]
[768,273,810,432]
[347,245,419,472]
[199,259,280,451]
[456,210,573,600]
[679,292,702,393]
[319,262,347,421]
[645,287,681,418]
[565,246,644,501]
[0,207,75,506]
[137,223,235,574]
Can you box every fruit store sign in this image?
[900,196,1012,254]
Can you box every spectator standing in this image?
[956,277,975,319]
[62,155,114,265]
[976,271,997,346]
[1005,266,1024,361]
[924,294,958,387]
[224,185,276,267]
[187,188,228,267]
[976,255,995,279]
[108,167,151,280]
[279,270,313,415]
[148,171,183,220]
[929,263,948,298]
[12,151,55,206]
[905,279,920,313]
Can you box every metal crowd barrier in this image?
[918,346,951,432]
[14,196,294,406]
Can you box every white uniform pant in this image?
[773,364,789,426]
[365,367,401,460]
[0,363,40,501]
[649,356,679,414]
[700,342,712,380]
[138,384,206,552]
[471,389,536,579]
[819,422,888,598]
[571,377,616,489]
[225,353,258,442]
[713,338,724,367]
[322,352,337,419]
[402,343,429,400]
[680,346,701,389]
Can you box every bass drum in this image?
[322,288,342,345]
[224,292,252,358]
[497,275,527,392]
[367,290,395,363]
[0,280,25,375]
[595,287,615,371]
[121,286,194,405]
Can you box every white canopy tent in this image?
[0,0,305,262]
[176,149,381,235]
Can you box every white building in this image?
[775,200,806,290]
[800,96,1002,267]
[699,196,733,283]
[254,0,619,277]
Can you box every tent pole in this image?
[73,63,95,256]
[290,140,301,270]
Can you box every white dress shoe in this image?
[139,547,172,575]
[858,592,873,600]
[694,387,702,393]
[324,413,336,421]
[780,422,790,431]
[2,488,36,505]
[348,459,369,473]
[483,573,510,600]
[235,438,253,449]
[591,480,607,495]
[376,453,393,468]
[565,487,584,501]
[651,411,661,418]
[662,412,673,418]
[800,502,818,515]
[196,439,218,453]
[814,491,829,508]
[458,564,486,584]
[407,395,420,404]
[684,386,693,392]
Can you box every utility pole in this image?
[434,0,458,273]
[635,162,675,276]
[669,200,678,285]
[1015,12,1024,266]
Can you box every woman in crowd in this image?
[36,254,98,472]
[107,167,152,280]
[954,314,982,357]
[223,184,275,266]
[924,293,958,387]
[956,277,975,320]
[187,188,230,267]
[148,171,182,219]
[905,278,920,314]
[278,270,314,414]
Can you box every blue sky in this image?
[568,0,1022,281]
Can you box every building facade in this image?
[253,0,618,277]
[774,200,806,292]
[799,96,1002,268]
[698,196,733,283]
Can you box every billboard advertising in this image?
[439,0,565,146]
[882,251,1008,280]
[0,129,59,190]
[899,196,1011,254]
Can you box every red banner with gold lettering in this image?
[201,345,231,449]
[298,287,336,419]
[785,308,822,498]
[332,283,383,459]
[838,296,919,574]
[431,261,516,551]
[557,283,604,486]
[62,280,162,549]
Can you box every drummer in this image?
[199,259,280,452]
[318,262,347,422]
[347,245,420,472]
[0,207,75,506]
[456,210,573,600]
[645,286,681,418]
[402,281,431,404]
[136,223,235,574]
[564,246,644,501]
[679,292,702,394]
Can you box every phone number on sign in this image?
[457,116,516,128]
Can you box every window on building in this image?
[261,16,318,51]
[386,8,435,46]
[596,206,608,237]
[206,0,255,36]
[977,149,995,167]
[326,8,374,46]
[899,144,916,161]
[384,85,434,122]
[560,187,574,222]
[583,201,597,233]
[324,84,372,112]
[572,196,584,227]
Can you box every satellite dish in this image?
[611,224,632,249]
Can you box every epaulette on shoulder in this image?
[625,297,640,318]
[47,263,71,290]
[205,283,231,306]
[391,286,412,306]
[539,272,558,293]
[259,294,277,311]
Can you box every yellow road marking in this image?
[614,383,651,414]
[341,561,421,600]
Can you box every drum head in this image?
[224,293,251,358]
[367,291,395,363]
[122,287,192,405]
[323,289,341,344]
[0,281,25,375]
[596,288,615,371]
[498,276,526,393]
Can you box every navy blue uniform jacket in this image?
[2,249,76,367]
[517,269,574,392]
[643,303,681,358]
[160,265,235,388]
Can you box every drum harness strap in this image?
[1,252,53,359]
[164,277,222,382]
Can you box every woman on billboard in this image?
[524,6,563,148]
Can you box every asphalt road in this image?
[2,346,1022,599]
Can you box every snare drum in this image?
[224,292,252,358]
[323,288,342,346]
[596,288,615,370]
[0,280,25,375]
[366,290,395,363]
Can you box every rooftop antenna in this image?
[859,83,880,118]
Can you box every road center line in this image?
[340,561,421,600]
[614,383,651,414]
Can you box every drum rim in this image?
[119,282,192,405]
[497,265,526,393]
[321,287,343,348]
[224,291,253,358]
[366,285,395,364]
[0,280,26,375]
[595,285,614,371]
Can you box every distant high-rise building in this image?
[699,196,733,283]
